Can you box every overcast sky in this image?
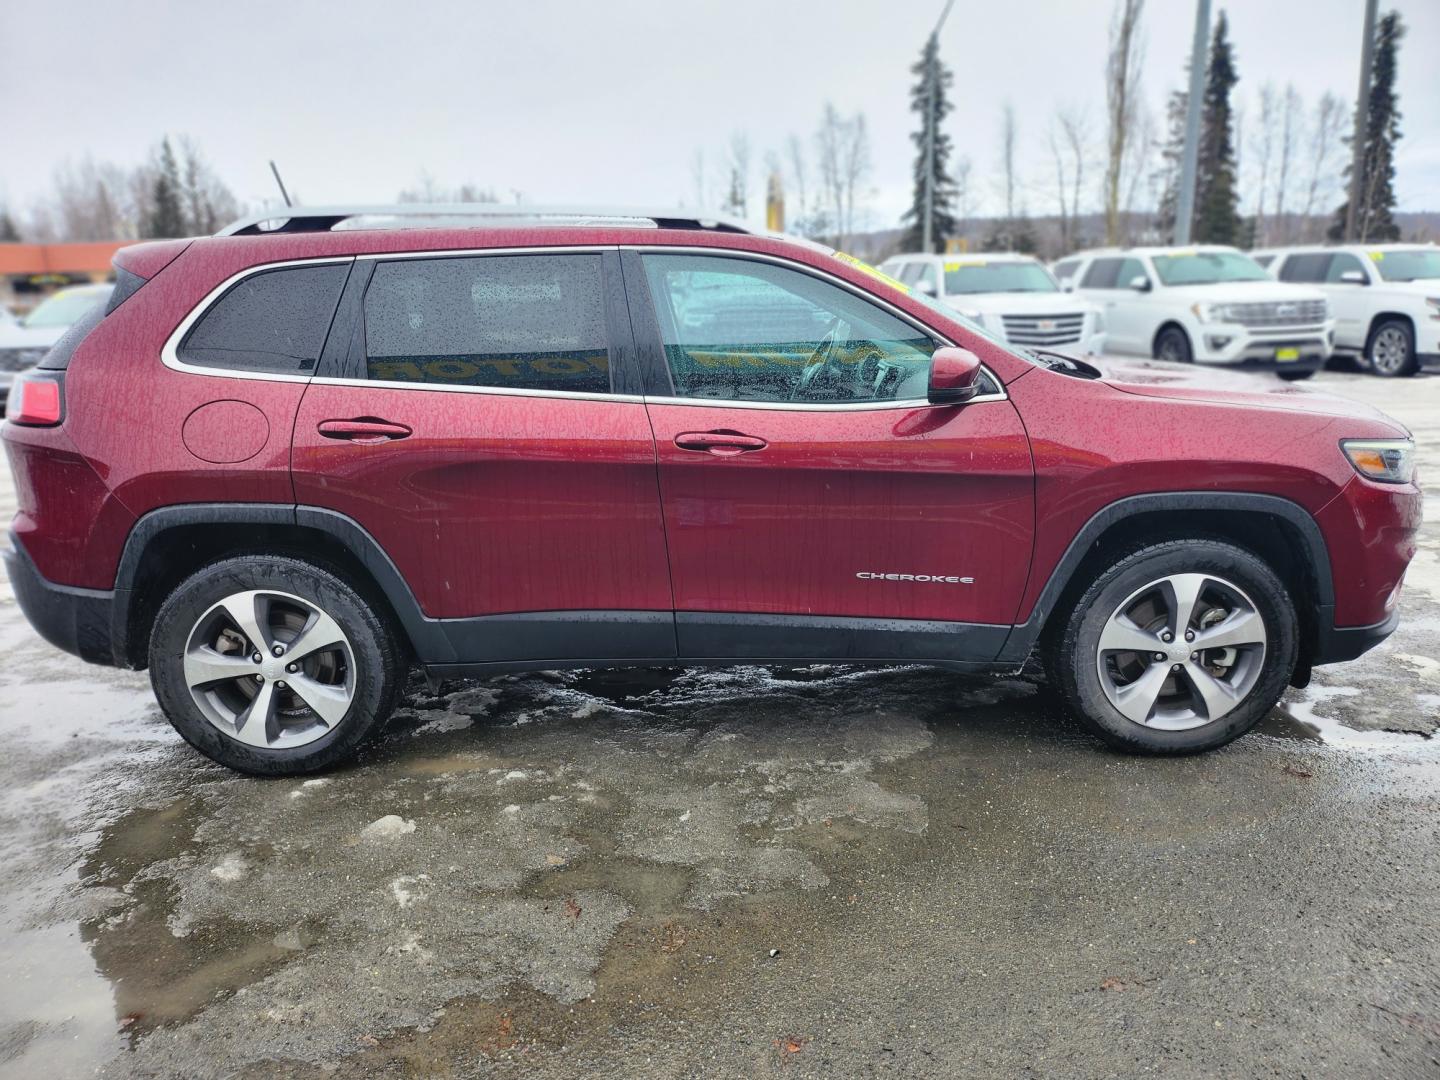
[2,0,1436,229]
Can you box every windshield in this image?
[943,259,1058,295]
[1151,251,1269,286]
[23,288,110,329]
[1372,249,1440,282]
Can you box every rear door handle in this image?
[674,431,768,457]
[317,419,413,443]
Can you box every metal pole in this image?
[269,160,293,208]
[1173,0,1209,245]
[1344,0,1378,242]
[921,0,955,253]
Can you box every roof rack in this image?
[216,204,754,237]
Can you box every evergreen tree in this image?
[0,208,20,242]
[1329,11,1404,242]
[145,137,186,239]
[900,35,958,253]
[1193,12,1241,244]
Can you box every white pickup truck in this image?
[1253,244,1440,377]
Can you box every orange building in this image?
[0,241,129,311]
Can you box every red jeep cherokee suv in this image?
[2,207,1421,774]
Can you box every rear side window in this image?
[362,254,610,394]
[179,263,349,374]
[1081,258,1121,288]
[1326,252,1367,282]
[1053,259,1080,281]
[1279,253,1329,284]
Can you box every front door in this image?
[292,248,674,663]
[627,251,1034,662]
[1077,255,1152,355]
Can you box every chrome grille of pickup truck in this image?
[1225,300,1328,328]
[1000,312,1085,346]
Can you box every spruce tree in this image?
[1329,11,1404,242]
[1193,12,1241,244]
[145,138,186,239]
[0,208,20,242]
[1153,86,1188,239]
[900,35,958,253]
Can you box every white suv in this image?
[1062,246,1334,380]
[878,252,1105,355]
[1253,244,1440,377]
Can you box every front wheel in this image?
[1154,327,1193,365]
[149,555,405,775]
[1277,368,1316,381]
[1046,540,1298,754]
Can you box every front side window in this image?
[1053,259,1080,282]
[944,259,1058,295]
[180,263,349,374]
[362,254,610,394]
[1326,253,1368,282]
[1152,250,1268,286]
[641,254,935,404]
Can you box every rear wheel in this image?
[1154,326,1193,365]
[1047,540,1297,754]
[1367,319,1417,377]
[149,556,405,774]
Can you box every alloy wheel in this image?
[1370,326,1410,375]
[183,589,356,748]
[1094,573,1268,732]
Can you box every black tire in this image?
[149,555,405,775]
[1366,318,1417,378]
[1045,539,1298,755]
[1153,326,1193,364]
[1277,368,1316,381]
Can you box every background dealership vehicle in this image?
[1,206,1419,774]
[1253,244,1440,377]
[879,252,1105,354]
[1061,246,1334,380]
[0,283,114,409]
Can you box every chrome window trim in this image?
[623,245,1008,408]
[160,244,1007,408]
[160,255,356,384]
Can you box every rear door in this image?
[627,250,1034,662]
[292,248,674,664]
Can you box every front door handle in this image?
[674,431,768,457]
[317,419,413,443]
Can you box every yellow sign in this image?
[1368,251,1385,261]
[832,251,907,292]
[945,259,985,271]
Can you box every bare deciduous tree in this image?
[1272,85,1302,242]
[1103,0,1145,244]
[722,133,751,218]
[1300,92,1346,241]
[1000,102,1018,224]
[1249,83,1278,245]
[1050,106,1090,251]
[815,103,871,248]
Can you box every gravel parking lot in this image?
[1,369,1437,1080]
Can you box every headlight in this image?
[1426,297,1440,320]
[1192,302,1226,323]
[956,308,984,323]
[1342,439,1416,484]
[1091,309,1106,333]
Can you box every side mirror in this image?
[1338,269,1368,285]
[913,279,937,297]
[928,346,982,405]
[1128,275,1151,292]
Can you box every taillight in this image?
[7,372,64,427]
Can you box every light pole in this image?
[921,0,956,253]
[1173,0,1209,245]
[1344,0,1378,242]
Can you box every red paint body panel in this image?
[292,384,672,618]
[645,399,1034,623]
[1007,363,1414,627]
[1315,476,1422,626]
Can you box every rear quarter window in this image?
[178,263,350,374]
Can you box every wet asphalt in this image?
[0,371,1437,1080]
